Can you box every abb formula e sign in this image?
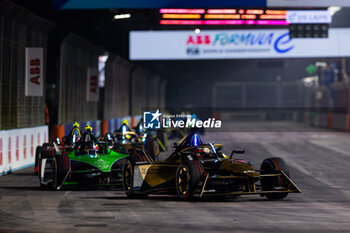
[130,28,350,60]
[25,48,44,96]
[86,68,99,102]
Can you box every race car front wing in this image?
[199,171,302,197]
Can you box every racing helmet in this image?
[85,124,93,132]
[71,121,82,137]
[81,125,97,143]
[73,121,80,128]
[122,119,128,125]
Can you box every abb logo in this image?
[16,136,19,161]
[186,35,211,45]
[8,137,11,164]
[0,139,2,166]
[31,134,34,157]
[23,135,27,159]
[90,75,98,94]
[25,48,43,96]
[87,68,99,102]
[30,58,41,85]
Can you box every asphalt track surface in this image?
[1,122,350,233]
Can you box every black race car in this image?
[122,134,301,200]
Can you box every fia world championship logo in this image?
[143,109,161,129]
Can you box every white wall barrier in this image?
[0,126,48,176]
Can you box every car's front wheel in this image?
[260,157,290,200]
[176,160,205,201]
[122,160,148,198]
[122,159,134,197]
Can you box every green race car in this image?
[38,127,129,190]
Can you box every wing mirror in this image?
[230,149,245,159]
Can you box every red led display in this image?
[159,8,289,26]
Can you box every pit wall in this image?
[0,126,48,176]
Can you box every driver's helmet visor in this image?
[122,125,127,135]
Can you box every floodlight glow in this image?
[328,6,341,16]
[114,14,131,20]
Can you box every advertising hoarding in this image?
[86,68,99,102]
[25,48,44,96]
[130,28,350,60]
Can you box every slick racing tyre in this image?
[51,158,59,190]
[49,154,69,190]
[50,157,63,190]
[176,160,205,201]
[34,146,43,175]
[122,159,147,198]
[260,157,290,200]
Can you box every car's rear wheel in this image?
[51,158,58,190]
[260,157,289,200]
[50,156,67,190]
[176,160,204,201]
